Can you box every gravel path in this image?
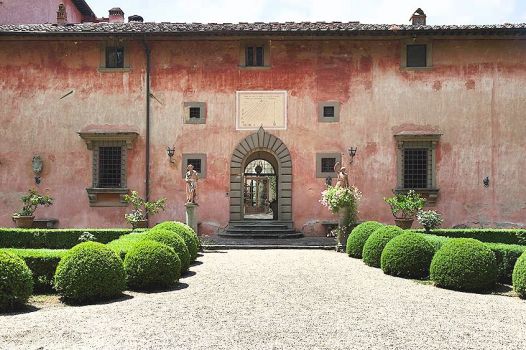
[1,250,526,350]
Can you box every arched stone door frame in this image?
[229,127,292,223]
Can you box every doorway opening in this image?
[243,159,277,220]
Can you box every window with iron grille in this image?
[245,46,264,66]
[321,158,336,173]
[187,159,202,173]
[189,107,201,119]
[323,106,335,118]
[98,146,122,188]
[403,148,430,188]
[105,47,124,68]
[406,44,427,68]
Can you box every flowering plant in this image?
[385,190,425,219]
[123,191,166,227]
[417,210,443,232]
[320,185,362,214]
[13,189,53,217]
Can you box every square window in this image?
[323,106,335,118]
[105,47,124,69]
[245,46,265,67]
[403,148,429,188]
[406,44,427,68]
[187,159,202,173]
[321,158,336,173]
[189,107,201,119]
[182,154,207,178]
[98,146,122,188]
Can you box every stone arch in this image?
[229,127,292,223]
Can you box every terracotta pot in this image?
[13,215,35,228]
[132,220,149,229]
[394,218,414,229]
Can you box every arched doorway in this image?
[229,127,292,224]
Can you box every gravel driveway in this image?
[1,250,525,350]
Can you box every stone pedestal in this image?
[185,202,198,233]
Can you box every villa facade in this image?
[0,6,525,234]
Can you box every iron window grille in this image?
[402,147,432,189]
[98,146,122,188]
[105,46,124,68]
[323,106,335,118]
[187,159,202,173]
[321,158,336,173]
[189,107,201,119]
[406,44,427,68]
[246,46,264,66]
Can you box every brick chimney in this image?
[109,7,124,23]
[57,3,67,25]
[410,8,426,25]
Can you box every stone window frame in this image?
[316,153,342,178]
[400,39,433,70]
[78,131,138,206]
[318,101,340,123]
[181,153,207,179]
[183,102,206,124]
[98,41,131,73]
[394,133,441,202]
[239,39,271,69]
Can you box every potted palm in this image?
[385,190,425,229]
[123,191,166,229]
[12,189,54,228]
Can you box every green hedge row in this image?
[414,229,526,245]
[0,228,145,249]
[1,248,67,293]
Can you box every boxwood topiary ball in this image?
[430,238,497,292]
[144,228,190,272]
[362,225,403,268]
[512,251,526,298]
[54,241,126,304]
[0,251,33,312]
[346,221,384,258]
[124,240,181,291]
[152,221,199,261]
[381,232,435,279]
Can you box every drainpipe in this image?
[143,40,151,205]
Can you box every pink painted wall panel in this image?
[0,0,83,24]
[0,37,525,233]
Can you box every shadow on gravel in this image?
[415,280,517,297]
[2,304,41,316]
[137,282,190,294]
[182,270,197,277]
[201,250,227,254]
[190,260,203,266]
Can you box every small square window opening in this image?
[189,107,201,119]
[105,47,124,69]
[187,159,202,173]
[406,44,427,68]
[321,158,336,173]
[323,106,335,118]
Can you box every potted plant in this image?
[417,210,443,233]
[320,185,362,251]
[123,191,166,229]
[385,190,425,229]
[12,189,54,228]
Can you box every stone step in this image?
[218,231,304,239]
[227,224,290,230]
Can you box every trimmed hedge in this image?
[416,228,526,245]
[1,249,67,293]
[513,252,526,298]
[0,251,33,312]
[486,243,526,284]
[346,221,384,258]
[124,240,181,291]
[54,242,126,304]
[0,228,144,249]
[144,229,190,272]
[362,225,403,268]
[151,222,199,261]
[381,232,435,279]
[430,238,497,292]
[106,233,148,260]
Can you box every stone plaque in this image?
[236,91,287,130]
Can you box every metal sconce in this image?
[32,155,43,184]
[166,146,175,164]
[483,176,490,188]
[348,147,357,164]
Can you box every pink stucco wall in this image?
[0,0,83,24]
[0,36,525,233]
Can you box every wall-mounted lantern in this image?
[348,147,357,164]
[483,176,490,188]
[166,146,175,164]
[32,155,43,184]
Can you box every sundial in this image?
[236,91,287,130]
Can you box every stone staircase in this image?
[220,221,303,239]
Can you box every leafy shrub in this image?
[381,232,435,279]
[416,228,526,245]
[385,190,425,219]
[346,221,384,258]
[486,243,526,284]
[362,225,403,267]
[0,229,140,249]
[430,238,497,292]
[13,189,53,217]
[416,210,443,232]
[0,251,33,312]
[144,229,190,272]
[106,233,147,260]
[513,252,526,298]
[2,249,66,293]
[54,242,126,304]
[124,240,181,291]
[151,222,199,261]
